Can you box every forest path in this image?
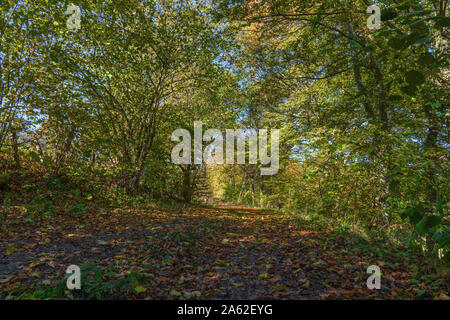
[0,203,438,299]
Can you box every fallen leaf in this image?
[258,272,269,279]
[0,275,13,283]
[170,290,182,296]
[272,284,286,291]
[134,286,147,294]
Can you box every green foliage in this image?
[1,192,12,222]
[400,200,449,265]
[0,172,10,189]
[68,203,86,215]
[18,264,142,300]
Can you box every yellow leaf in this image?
[293,268,303,274]
[134,286,147,294]
[272,284,286,291]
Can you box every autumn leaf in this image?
[272,285,286,291]
[258,272,269,279]
[134,286,147,294]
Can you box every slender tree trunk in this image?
[11,129,20,169]
[52,127,75,175]
[239,170,248,202]
[181,164,194,203]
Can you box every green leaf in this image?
[400,85,417,96]
[258,272,269,279]
[417,289,426,297]
[435,17,450,28]
[400,205,425,224]
[404,10,431,17]
[418,52,436,66]
[416,217,428,235]
[350,40,360,48]
[405,70,425,86]
[381,10,397,21]
[425,216,441,229]
[400,207,415,220]
[416,216,441,236]
[388,37,408,50]
[134,286,147,294]
[414,35,431,45]
[293,267,303,274]
[170,290,182,296]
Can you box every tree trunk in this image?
[181,164,194,203]
[11,129,20,169]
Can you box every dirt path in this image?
[0,203,445,299]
